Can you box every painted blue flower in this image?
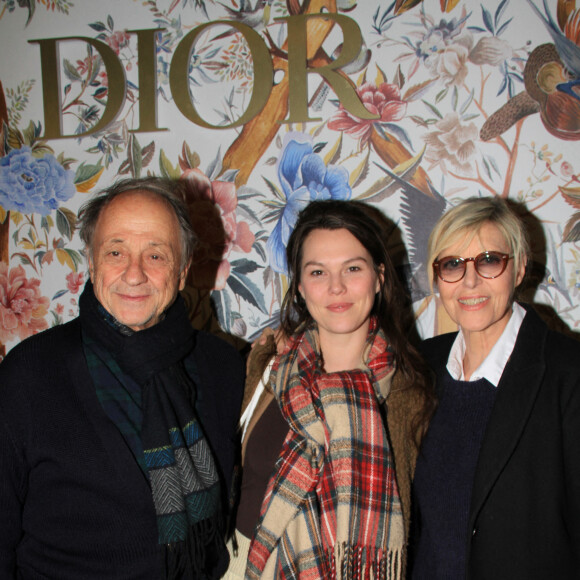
[0,147,76,216]
[267,139,351,274]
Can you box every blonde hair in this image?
[427,196,529,289]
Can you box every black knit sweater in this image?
[0,315,244,579]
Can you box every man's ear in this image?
[178,259,192,291]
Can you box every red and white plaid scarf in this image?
[246,318,405,579]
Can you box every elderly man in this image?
[0,177,245,579]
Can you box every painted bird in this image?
[219,0,273,31]
[527,0,580,101]
[373,162,448,302]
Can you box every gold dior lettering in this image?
[29,13,378,140]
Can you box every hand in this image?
[252,327,275,349]
[251,327,288,354]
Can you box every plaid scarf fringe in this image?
[326,543,405,580]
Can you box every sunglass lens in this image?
[475,252,504,278]
[439,257,464,282]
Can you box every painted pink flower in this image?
[561,161,575,178]
[55,303,64,315]
[66,271,84,294]
[0,263,49,343]
[76,55,99,75]
[180,169,255,290]
[98,71,109,88]
[327,82,407,144]
[106,31,131,55]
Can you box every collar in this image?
[97,302,135,336]
[446,302,526,386]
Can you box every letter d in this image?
[29,36,125,140]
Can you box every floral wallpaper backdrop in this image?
[0,0,579,359]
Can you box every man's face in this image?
[88,190,189,331]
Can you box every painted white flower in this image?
[469,36,514,66]
[424,112,479,175]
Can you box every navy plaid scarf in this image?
[80,282,225,579]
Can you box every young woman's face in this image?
[298,228,381,344]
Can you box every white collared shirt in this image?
[446,302,526,386]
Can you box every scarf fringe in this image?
[165,517,225,580]
[326,543,405,580]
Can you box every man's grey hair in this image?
[78,176,197,271]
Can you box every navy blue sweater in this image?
[0,316,244,579]
[412,373,496,579]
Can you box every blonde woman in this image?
[411,196,580,579]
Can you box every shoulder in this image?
[386,370,430,443]
[0,319,84,426]
[538,323,580,397]
[0,319,81,379]
[193,330,244,367]
[388,369,428,408]
[516,305,579,370]
[419,332,456,369]
[544,327,580,362]
[503,306,580,413]
[192,330,245,396]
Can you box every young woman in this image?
[225,199,434,579]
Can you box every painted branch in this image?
[369,127,432,196]
[221,0,337,186]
